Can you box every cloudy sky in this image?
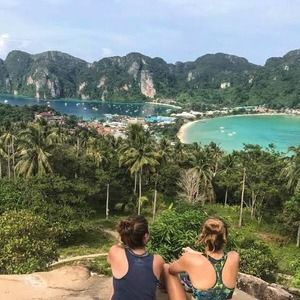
[0,0,300,65]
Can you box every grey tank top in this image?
[112,247,158,300]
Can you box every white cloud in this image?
[0,33,9,48]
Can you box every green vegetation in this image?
[0,104,299,289]
[0,210,58,274]
[1,49,300,107]
[149,206,278,281]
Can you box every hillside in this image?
[0,49,300,107]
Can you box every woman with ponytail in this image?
[163,217,239,300]
[107,215,164,300]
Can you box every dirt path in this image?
[51,229,118,267]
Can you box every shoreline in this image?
[145,101,182,109]
[176,112,300,143]
[0,94,183,109]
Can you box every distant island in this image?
[1,49,300,108]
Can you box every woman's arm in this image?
[168,254,188,275]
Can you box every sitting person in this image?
[107,215,164,300]
[163,217,240,300]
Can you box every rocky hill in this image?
[1,49,300,107]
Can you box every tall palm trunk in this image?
[134,172,137,194]
[7,143,11,179]
[75,137,80,179]
[138,169,142,215]
[106,183,110,220]
[153,176,158,221]
[239,168,246,228]
[224,187,228,206]
[11,138,16,181]
[297,224,300,248]
[251,190,256,219]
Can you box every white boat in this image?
[4,99,8,103]
[228,133,233,136]
[64,102,68,106]
[76,103,80,106]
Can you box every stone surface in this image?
[0,266,256,300]
[238,273,295,300]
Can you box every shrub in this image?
[292,269,300,288]
[0,210,58,274]
[0,176,94,244]
[238,238,278,282]
[148,208,206,261]
[290,259,300,288]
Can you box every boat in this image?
[4,99,8,103]
[64,102,68,106]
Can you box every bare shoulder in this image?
[108,244,124,261]
[153,254,165,265]
[181,252,206,266]
[109,244,124,254]
[227,251,240,262]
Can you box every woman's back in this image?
[112,247,158,300]
[165,218,239,300]
[186,251,239,300]
[108,215,164,300]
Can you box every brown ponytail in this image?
[117,215,149,249]
[198,218,228,252]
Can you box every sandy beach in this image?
[176,112,300,143]
[177,119,202,142]
[145,101,182,109]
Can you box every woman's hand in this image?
[182,247,202,254]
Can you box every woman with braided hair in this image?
[107,215,164,300]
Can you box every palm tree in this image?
[189,144,214,205]
[15,124,52,178]
[206,142,224,176]
[0,138,7,178]
[86,136,107,168]
[46,125,67,145]
[120,142,159,215]
[283,146,300,193]
[120,124,150,195]
[0,128,17,180]
[152,138,172,220]
[219,154,235,205]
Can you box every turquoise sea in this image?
[182,115,300,152]
[0,95,172,120]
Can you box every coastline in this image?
[177,119,200,142]
[145,101,182,109]
[176,112,300,143]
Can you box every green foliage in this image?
[148,208,206,261]
[0,210,58,274]
[0,176,94,244]
[85,257,112,276]
[238,238,278,281]
[149,205,279,282]
[281,193,300,243]
[1,49,300,106]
